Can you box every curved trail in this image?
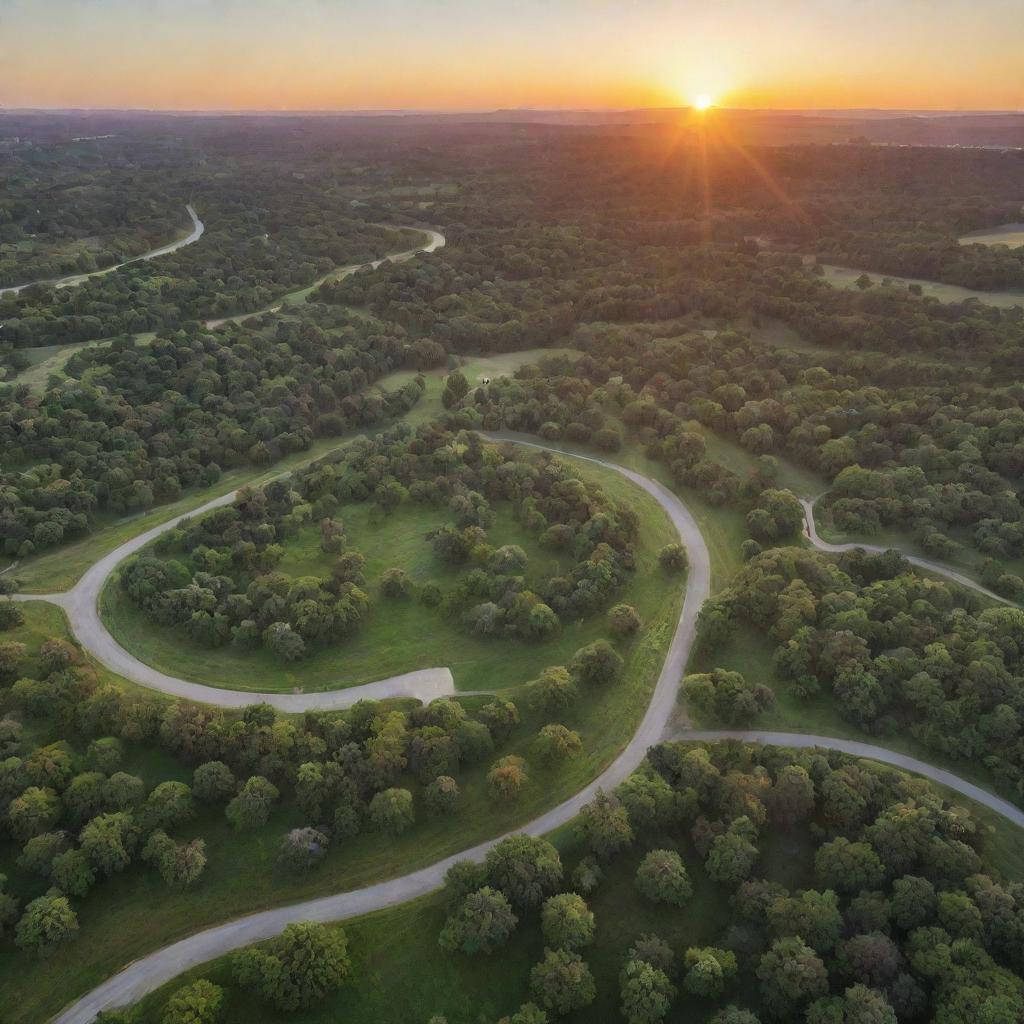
[16,488,455,711]
[0,205,204,298]
[47,440,1024,1023]
[801,497,1013,606]
[678,729,1024,828]
[50,439,711,1024]
[204,226,445,328]
[15,227,453,713]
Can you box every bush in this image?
[488,755,529,801]
[380,567,413,598]
[533,724,583,764]
[608,603,642,637]
[658,544,688,572]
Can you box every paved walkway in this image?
[41,444,1024,1023]
[801,497,1013,605]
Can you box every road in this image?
[0,205,204,297]
[801,497,1013,605]
[47,440,1024,1023]
[49,438,712,1023]
[204,226,445,328]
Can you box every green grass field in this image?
[100,465,668,695]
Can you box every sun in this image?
[693,93,714,112]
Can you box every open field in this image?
[99,460,672,694]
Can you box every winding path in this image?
[48,441,1024,1023]
[0,205,204,298]
[801,496,1013,606]
[49,439,712,1024]
[15,225,454,713]
[204,226,445,328]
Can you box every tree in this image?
[368,788,415,834]
[635,850,692,906]
[706,818,759,886]
[711,1010,761,1024]
[225,776,279,830]
[162,979,224,1024]
[757,937,828,1019]
[0,874,19,939]
[683,946,738,998]
[541,892,594,950]
[438,887,518,955]
[575,790,634,860]
[193,761,236,804]
[620,959,677,1024]
[142,831,208,888]
[769,765,815,826]
[18,832,71,876]
[484,835,563,911]
[815,838,885,894]
[15,893,78,956]
[279,827,330,870]
[658,544,688,573]
[497,1005,548,1024]
[534,724,583,764]
[609,603,642,636]
[570,640,623,685]
[425,775,460,816]
[8,787,61,842]
[50,849,95,898]
[526,666,579,713]
[530,948,596,1015]
[144,781,196,831]
[80,812,140,876]
[682,669,774,725]
[806,984,896,1024]
[233,922,350,1011]
[488,755,529,801]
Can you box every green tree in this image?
[530,948,596,1015]
[484,835,563,911]
[757,937,828,1019]
[570,640,624,685]
[15,893,79,956]
[80,812,140,876]
[815,837,885,894]
[620,959,676,1024]
[683,946,738,998]
[225,776,279,830]
[658,544,688,573]
[192,762,236,804]
[162,979,224,1024]
[488,755,529,801]
[439,887,518,955]
[541,892,594,950]
[369,788,415,834]
[425,775,460,816]
[635,850,692,906]
[575,790,634,860]
[232,922,351,1011]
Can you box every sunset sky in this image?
[3,0,1023,112]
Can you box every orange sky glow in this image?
[2,0,1023,112]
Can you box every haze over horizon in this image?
[3,0,1023,113]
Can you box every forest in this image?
[1,113,1024,1024]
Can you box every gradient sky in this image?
[2,0,1023,111]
